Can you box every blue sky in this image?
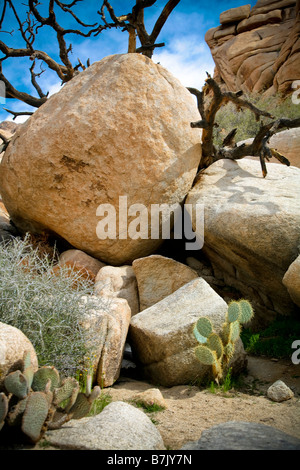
[0,0,257,122]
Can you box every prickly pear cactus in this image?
[0,352,102,444]
[193,299,254,383]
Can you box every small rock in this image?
[283,255,300,308]
[129,277,246,387]
[59,249,105,277]
[267,380,294,402]
[132,388,167,410]
[132,254,198,311]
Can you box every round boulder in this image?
[0,54,201,265]
[0,322,38,390]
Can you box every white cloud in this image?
[152,37,215,90]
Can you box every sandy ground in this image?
[1,355,299,450]
[107,355,300,450]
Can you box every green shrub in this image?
[241,316,300,359]
[0,236,100,377]
[214,94,299,147]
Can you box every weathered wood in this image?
[188,75,300,177]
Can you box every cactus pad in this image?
[4,370,29,399]
[53,377,79,408]
[32,366,60,392]
[194,345,217,365]
[68,393,92,419]
[227,301,240,323]
[21,392,50,443]
[223,342,235,360]
[193,317,213,344]
[238,300,254,324]
[6,397,28,427]
[0,393,8,430]
[207,333,224,360]
[229,321,241,343]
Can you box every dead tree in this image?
[0,0,180,117]
[188,74,300,177]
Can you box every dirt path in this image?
[107,355,300,449]
[2,355,300,450]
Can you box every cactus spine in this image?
[193,299,254,383]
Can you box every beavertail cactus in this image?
[21,391,50,443]
[4,370,29,399]
[32,366,60,392]
[0,351,102,444]
[0,393,8,431]
[193,299,254,383]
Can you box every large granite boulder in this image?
[129,278,247,387]
[181,421,300,450]
[205,0,300,96]
[0,54,201,266]
[186,159,300,327]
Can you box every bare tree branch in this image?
[189,75,300,177]
[3,108,34,120]
[0,0,180,117]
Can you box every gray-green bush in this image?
[214,94,300,147]
[0,236,100,377]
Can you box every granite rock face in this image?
[46,401,165,450]
[205,0,300,96]
[132,255,198,311]
[186,159,300,326]
[129,278,247,387]
[0,54,201,266]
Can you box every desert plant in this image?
[213,94,300,147]
[193,299,254,383]
[0,235,101,377]
[0,351,101,444]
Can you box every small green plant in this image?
[0,351,101,444]
[129,400,165,413]
[241,316,300,359]
[208,368,233,394]
[214,93,300,147]
[193,299,254,383]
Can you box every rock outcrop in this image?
[186,159,300,327]
[129,278,247,387]
[0,53,201,266]
[205,0,300,96]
